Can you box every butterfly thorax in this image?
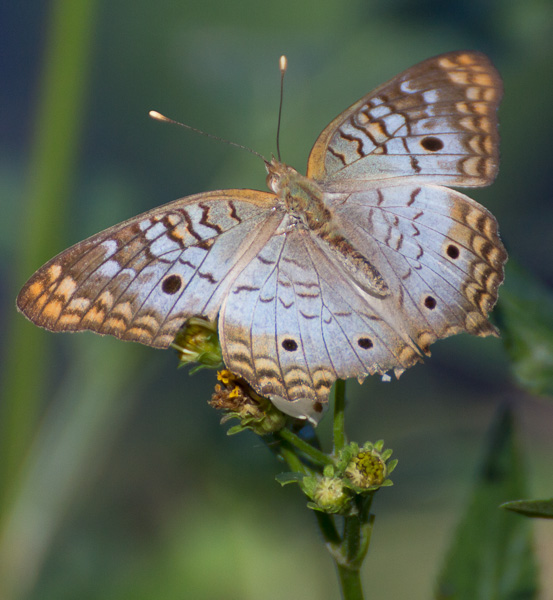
[266,159,330,231]
[266,158,389,296]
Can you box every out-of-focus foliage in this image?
[436,408,537,599]
[502,498,553,519]
[496,262,553,397]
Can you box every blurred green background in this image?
[1,0,553,598]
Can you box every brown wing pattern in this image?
[307,51,502,188]
[17,190,280,348]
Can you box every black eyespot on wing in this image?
[162,274,183,295]
[357,337,373,349]
[446,244,460,259]
[282,339,298,352]
[424,296,437,309]
[420,136,444,152]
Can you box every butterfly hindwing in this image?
[327,184,506,349]
[219,226,425,418]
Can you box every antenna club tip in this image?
[279,55,287,73]
[149,110,168,122]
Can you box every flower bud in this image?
[312,476,352,514]
[345,451,385,488]
[171,317,222,370]
[342,441,396,491]
[210,370,287,435]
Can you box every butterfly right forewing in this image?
[17,189,281,348]
[307,51,503,188]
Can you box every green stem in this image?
[278,444,309,475]
[314,511,340,545]
[344,515,362,563]
[330,513,370,599]
[278,428,333,466]
[279,431,364,600]
[336,563,364,600]
[343,497,375,568]
[333,380,347,454]
[359,493,375,524]
[275,378,374,600]
[0,0,98,522]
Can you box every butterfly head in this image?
[265,157,300,196]
[265,156,329,227]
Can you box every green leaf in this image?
[501,498,553,519]
[387,458,398,475]
[495,262,553,396]
[274,472,304,486]
[436,407,538,599]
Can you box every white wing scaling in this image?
[327,183,506,348]
[219,225,425,421]
[17,190,282,348]
[307,51,502,188]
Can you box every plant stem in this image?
[278,443,308,475]
[278,431,365,600]
[314,511,340,545]
[333,380,347,454]
[278,428,333,466]
[0,0,99,522]
[336,563,364,600]
[275,378,376,600]
[329,512,369,600]
[344,515,362,562]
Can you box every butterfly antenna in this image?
[149,111,268,164]
[276,55,287,162]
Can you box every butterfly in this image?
[17,51,507,423]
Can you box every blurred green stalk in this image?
[0,338,139,600]
[0,0,98,519]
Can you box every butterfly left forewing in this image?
[17,190,280,348]
[307,51,502,188]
